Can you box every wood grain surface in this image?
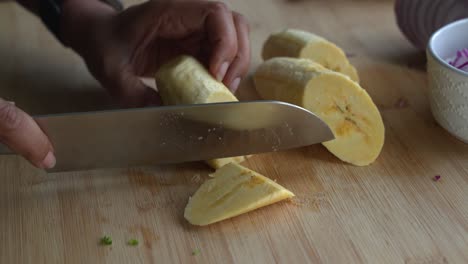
[0,0,467,263]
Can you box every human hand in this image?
[62,0,250,107]
[0,98,56,169]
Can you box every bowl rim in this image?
[428,18,468,77]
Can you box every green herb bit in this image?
[100,236,112,245]
[192,249,200,256]
[128,239,139,246]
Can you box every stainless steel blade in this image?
[0,101,334,172]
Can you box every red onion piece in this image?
[447,48,468,72]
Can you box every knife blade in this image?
[0,100,334,172]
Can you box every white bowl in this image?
[427,18,468,143]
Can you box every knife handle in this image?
[0,143,13,155]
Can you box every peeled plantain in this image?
[254,57,384,166]
[262,29,359,82]
[155,56,248,169]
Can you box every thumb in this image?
[108,68,161,108]
[0,99,56,169]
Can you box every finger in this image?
[0,99,55,169]
[143,86,162,106]
[222,12,251,93]
[138,77,162,106]
[107,67,162,108]
[205,2,239,81]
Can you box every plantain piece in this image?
[341,63,359,83]
[253,57,384,166]
[155,56,248,169]
[155,56,238,105]
[184,163,294,226]
[206,156,246,170]
[262,29,360,83]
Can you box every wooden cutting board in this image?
[0,0,467,263]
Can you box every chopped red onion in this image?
[433,175,441,182]
[447,49,468,72]
[395,97,409,109]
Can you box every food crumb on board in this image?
[394,97,409,109]
[100,236,112,246]
[433,175,441,182]
[192,249,201,256]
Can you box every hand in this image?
[62,0,251,107]
[0,98,56,169]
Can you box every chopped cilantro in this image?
[100,236,112,245]
[128,239,139,246]
[192,249,200,256]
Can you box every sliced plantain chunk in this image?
[184,163,294,226]
[155,56,248,169]
[206,156,246,170]
[254,57,384,166]
[262,29,359,82]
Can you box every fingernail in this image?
[41,151,56,169]
[230,78,241,93]
[217,62,230,81]
[7,101,15,105]
[140,77,156,89]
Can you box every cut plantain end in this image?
[184,163,294,226]
[262,28,360,83]
[254,57,384,166]
[206,156,246,170]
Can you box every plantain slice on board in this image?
[155,56,249,169]
[262,29,359,83]
[254,57,384,166]
[184,163,294,226]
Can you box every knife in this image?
[0,100,334,172]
